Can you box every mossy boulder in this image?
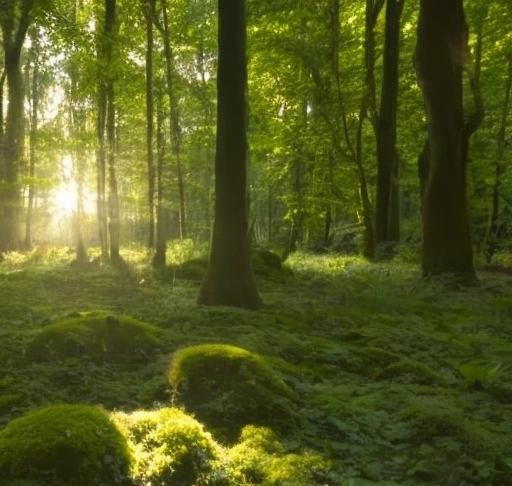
[0,404,130,486]
[169,344,298,441]
[112,407,221,486]
[26,311,162,363]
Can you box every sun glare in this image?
[50,155,96,220]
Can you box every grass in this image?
[1,247,512,485]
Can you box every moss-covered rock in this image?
[0,404,130,486]
[26,311,162,363]
[112,407,222,486]
[169,344,298,441]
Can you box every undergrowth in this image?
[0,249,511,485]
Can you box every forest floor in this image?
[1,248,512,486]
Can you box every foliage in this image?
[0,404,130,486]
[168,344,298,441]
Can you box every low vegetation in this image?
[0,247,512,486]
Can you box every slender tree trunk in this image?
[375,0,405,253]
[153,84,167,269]
[144,0,156,249]
[198,0,260,309]
[415,0,475,279]
[327,0,381,259]
[96,69,109,261]
[159,0,187,239]
[486,54,512,262]
[24,30,40,250]
[107,77,120,261]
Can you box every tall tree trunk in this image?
[486,54,512,262]
[153,84,167,269]
[24,29,40,250]
[96,0,118,263]
[415,0,475,279]
[143,0,156,249]
[375,0,405,253]
[198,0,260,309]
[159,0,187,239]
[96,64,109,261]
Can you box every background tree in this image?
[198,0,260,309]
[375,0,405,255]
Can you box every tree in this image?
[415,0,475,278]
[198,0,260,309]
[375,0,405,254]
[0,0,36,252]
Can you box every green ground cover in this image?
[0,247,511,485]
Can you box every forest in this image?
[0,0,512,485]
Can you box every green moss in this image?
[169,344,298,441]
[111,407,221,486]
[228,425,333,486]
[0,404,130,486]
[26,311,162,362]
[378,360,448,386]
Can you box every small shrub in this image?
[112,407,222,486]
[26,311,162,363]
[0,404,130,486]
[169,344,298,441]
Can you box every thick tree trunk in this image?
[198,0,260,309]
[415,0,475,279]
[375,0,405,252]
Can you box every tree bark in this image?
[375,0,405,252]
[415,0,475,279]
[198,0,260,309]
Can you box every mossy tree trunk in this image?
[198,0,260,309]
[415,0,475,279]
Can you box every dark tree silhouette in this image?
[197,0,260,309]
[415,0,475,279]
